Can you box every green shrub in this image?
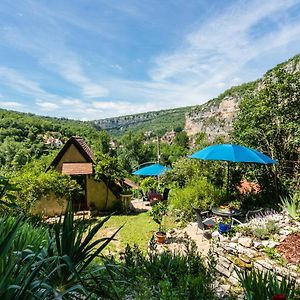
[281,191,300,219]
[117,237,217,299]
[0,202,120,299]
[168,177,224,220]
[140,177,160,194]
[237,268,300,300]
[237,220,280,240]
[264,247,287,266]
[150,202,167,232]
[12,169,82,211]
[0,215,48,252]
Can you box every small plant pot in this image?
[120,193,132,214]
[218,223,231,234]
[155,232,167,244]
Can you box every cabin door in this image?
[72,175,88,211]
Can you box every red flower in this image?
[271,294,286,300]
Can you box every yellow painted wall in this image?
[86,176,118,210]
[31,193,67,216]
[55,144,86,172]
[36,142,120,213]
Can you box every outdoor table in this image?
[212,207,242,226]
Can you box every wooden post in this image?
[157,136,161,163]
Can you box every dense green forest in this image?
[0,109,101,169]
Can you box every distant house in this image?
[161,130,176,145]
[44,135,64,148]
[42,136,125,216]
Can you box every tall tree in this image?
[233,68,300,195]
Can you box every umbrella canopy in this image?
[132,163,171,177]
[189,144,277,202]
[189,144,277,164]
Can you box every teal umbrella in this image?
[133,163,171,177]
[189,144,277,201]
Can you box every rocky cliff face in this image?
[184,53,300,141]
[185,96,240,141]
[184,81,257,141]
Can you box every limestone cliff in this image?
[184,53,300,141]
[185,82,257,141]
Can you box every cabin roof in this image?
[48,136,94,169]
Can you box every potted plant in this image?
[120,187,133,214]
[150,202,167,243]
[218,217,232,234]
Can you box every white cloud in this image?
[82,83,109,98]
[1,0,300,120]
[232,77,241,83]
[216,82,226,88]
[0,67,48,97]
[61,98,83,106]
[91,100,160,117]
[1,25,109,99]
[148,0,300,105]
[36,100,59,111]
[0,101,24,108]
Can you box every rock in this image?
[239,254,251,264]
[267,241,280,248]
[219,256,231,269]
[253,241,262,249]
[253,261,264,271]
[219,235,229,242]
[237,245,258,258]
[279,229,292,236]
[212,231,220,240]
[261,240,279,248]
[238,237,253,248]
[231,236,238,242]
[216,264,231,277]
[228,242,238,249]
[228,275,239,285]
[235,232,242,238]
[254,259,274,270]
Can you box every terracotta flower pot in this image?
[155,232,166,244]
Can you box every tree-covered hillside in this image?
[0,109,101,169]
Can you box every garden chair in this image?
[245,208,263,221]
[162,188,170,201]
[191,205,216,241]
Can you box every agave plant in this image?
[0,190,122,299]
[39,201,123,298]
[280,192,300,219]
[237,268,300,300]
[0,217,46,300]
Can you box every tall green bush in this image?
[12,169,81,211]
[114,238,217,299]
[168,177,225,220]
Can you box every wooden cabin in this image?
[37,136,120,216]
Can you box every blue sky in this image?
[0,0,300,120]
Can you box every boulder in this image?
[238,237,253,248]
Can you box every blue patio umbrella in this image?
[189,144,277,200]
[133,163,171,177]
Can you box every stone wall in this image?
[211,213,300,289]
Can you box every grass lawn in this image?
[95,211,179,253]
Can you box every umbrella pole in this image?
[226,162,230,202]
